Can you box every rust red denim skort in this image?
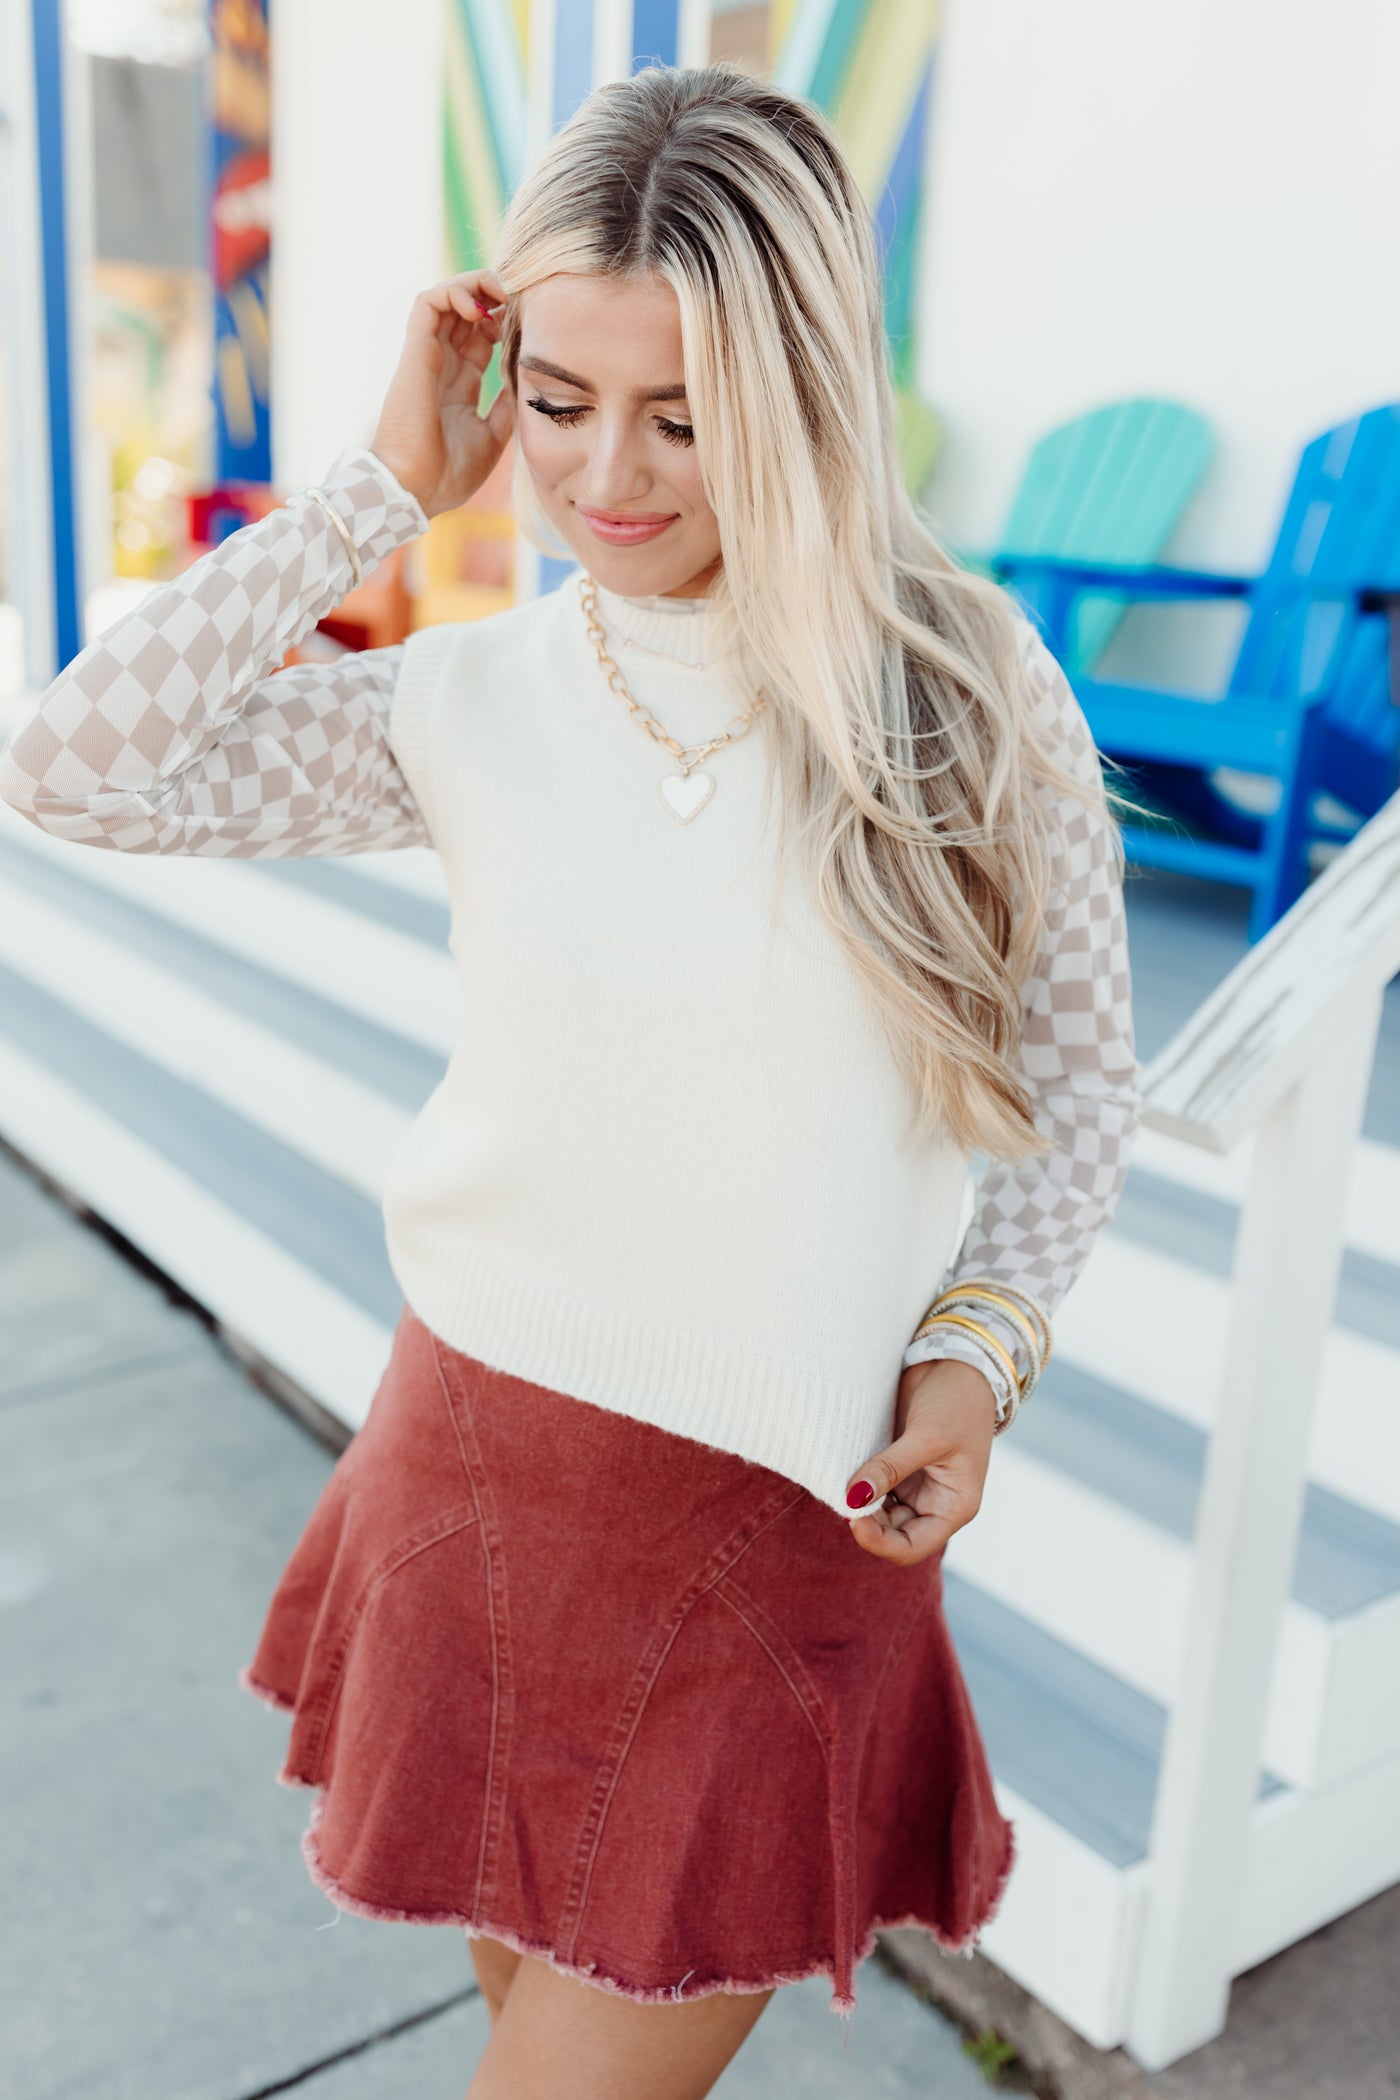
[240,1304,1014,2014]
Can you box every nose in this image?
[578,410,654,510]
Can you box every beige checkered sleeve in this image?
[0,449,430,857]
[902,624,1144,1418]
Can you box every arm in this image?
[900,624,1144,1421]
[0,448,430,858]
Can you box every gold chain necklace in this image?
[579,573,768,824]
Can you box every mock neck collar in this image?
[574,569,717,670]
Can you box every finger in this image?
[445,280,503,335]
[847,1507,953,1565]
[844,1422,947,1513]
[485,382,516,445]
[439,331,498,416]
[405,279,499,348]
[452,267,508,309]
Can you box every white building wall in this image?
[916,0,1400,581]
[272,0,446,491]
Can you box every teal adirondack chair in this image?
[995,400,1216,676]
[998,404,1400,942]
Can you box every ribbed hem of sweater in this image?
[384,1226,893,1521]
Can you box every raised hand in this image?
[843,1357,997,1565]
[369,268,516,520]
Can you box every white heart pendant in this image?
[659,771,715,823]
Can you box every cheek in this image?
[669,449,713,519]
[516,408,577,486]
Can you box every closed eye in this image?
[525,397,695,447]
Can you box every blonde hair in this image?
[492,60,1127,1162]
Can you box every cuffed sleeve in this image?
[0,448,431,858]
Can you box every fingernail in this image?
[845,1480,876,1509]
[472,294,494,314]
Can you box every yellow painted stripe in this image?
[508,0,529,54]
[446,8,506,245]
[835,0,939,200]
[769,0,801,66]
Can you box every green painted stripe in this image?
[809,0,874,112]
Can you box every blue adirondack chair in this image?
[995,399,1216,677]
[998,404,1400,942]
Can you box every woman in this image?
[1,61,1142,2100]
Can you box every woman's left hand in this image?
[844,1358,998,1564]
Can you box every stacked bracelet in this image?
[910,1279,1053,1433]
[300,486,366,592]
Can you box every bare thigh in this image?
[467,1932,524,2024]
[465,1948,774,2100]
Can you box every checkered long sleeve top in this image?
[0,448,1143,1476]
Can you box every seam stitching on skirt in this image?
[299,1505,482,1777]
[429,1334,516,1922]
[712,1577,832,1762]
[555,1479,807,1963]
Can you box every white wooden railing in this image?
[1126,790,1400,2068]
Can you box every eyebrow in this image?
[517,353,690,404]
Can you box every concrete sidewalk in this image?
[0,1142,990,2100]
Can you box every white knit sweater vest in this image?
[383,568,971,1516]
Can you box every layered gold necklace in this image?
[579,574,768,824]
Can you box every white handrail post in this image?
[1125,973,1385,2070]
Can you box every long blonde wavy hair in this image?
[492,60,1127,1163]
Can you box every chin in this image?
[581,547,692,593]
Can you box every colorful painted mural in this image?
[443,1,941,491]
[210,0,271,480]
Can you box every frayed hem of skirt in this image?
[238,1663,296,1715]
[288,1789,1018,2022]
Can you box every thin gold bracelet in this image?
[964,1279,1053,1363]
[925,1280,1052,1371]
[910,1310,1020,1407]
[923,1285,1047,1377]
[918,1304,1044,1410]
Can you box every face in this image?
[513,272,722,599]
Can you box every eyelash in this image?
[525,396,695,447]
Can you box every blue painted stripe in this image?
[1113,1162,1400,1354]
[943,1571,1283,1867]
[873,59,932,269]
[31,0,80,669]
[1013,1356,1400,1619]
[552,0,595,130]
[245,858,452,952]
[0,959,403,1324]
[632,0,680,70]
[0,838,444,1110]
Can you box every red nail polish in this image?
[846,1480,875,1509]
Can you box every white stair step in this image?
[0,1022,392,1425]
[946,1357,1400,1789]
[1056,1233,1400,1524]
[0,872,413,1203]
[943,1575,1400,2050]
[1129,1121,1400,1271]
[0,814,462,1055]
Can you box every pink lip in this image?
[577,507,677,545]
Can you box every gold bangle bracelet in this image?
[966,1279,1053,1363]
[910,1310,1021,1402]
[926,1281,1052,1370]
[925,1286,1046,1375]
